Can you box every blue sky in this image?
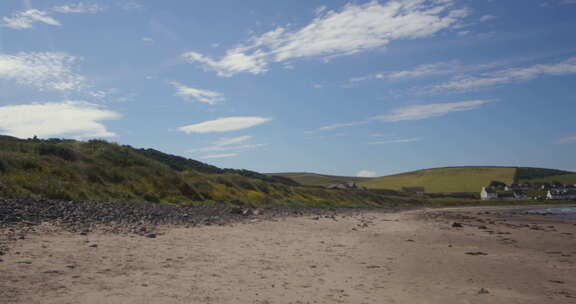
[1,0,575,177]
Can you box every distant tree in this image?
[551,181,563,188]
[489,181,506,189]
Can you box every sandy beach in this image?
[1,205,575,304]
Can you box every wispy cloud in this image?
[431,57,576,92]
[348,59,513,85]
[0,52,87,91]
[200,153,238,159]
[356,170,377,177]
[479,14,496,22]
[2,4,104,29]
[51,3,105,14]
[178,117,271,133]
[189,135,265,156]
[368,138,421,144]
[0,101,120,139]
[117,1,143,10]
[542,0,576,6]
[556,136,576,144]
[2,9,60,29]
[317,121,368,131]
[350,61,463,83]
[373,100,493,122]
[183,0,470,76]
[215,135,255,146]
[170,81,225,104]
[315,100,492,133]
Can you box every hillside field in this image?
[358,167,516,193]
[518,173,576,185]
[273,167,575,194]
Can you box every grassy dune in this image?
[268,172,370,187]
[0,136,415,207]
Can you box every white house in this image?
[547,190,576,200]
[513,191,529,200]
[481,187,498,200]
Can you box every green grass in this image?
[268,172,371,187]
[359,167,517,193]
[273,167,575,194]
[518,173,576,185]
[0,135,416,208]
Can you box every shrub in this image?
[38,144,77,161]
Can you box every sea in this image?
[524,206,576,220]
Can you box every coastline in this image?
[1,204,575,303]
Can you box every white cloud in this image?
[117,1,143,10]
[351,61,462,83]
[2,4,104,30]
[373,100,492,122]
[183,0,469,76]
[349,59,511,85]
[0,101,120,139]
[318,121,368,131]
[556,136,576,144]
[200,153,238,159]
[190,136,265,153]
[368,138,421,144]
[2,9,61,29]
[178,117,271,133]
[213,135,252,146]
[182,50,268,77]
[193,143,266,153]
[0,52,87,91]
[51,3,105,14]
[314,100,492,133]
[170,81,225,104]
[432,57,576,92]
[542,0,576,6]
[479,14,496,22]
[356,170,377,177]
[142,37,154,43]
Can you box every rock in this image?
[478,226,488,230]
[452,222,463,228]
[146,233,157,238]
[466,251,488,256]
[89,244,98,248]
[230,207,243,215]
[478,288,490,294]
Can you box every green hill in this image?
[359,167,516,193]
[517,173,576,185]
[0,135,413,208]
[273,167,575,194]
[267,172,370,187]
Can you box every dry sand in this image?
[1,206,575,304]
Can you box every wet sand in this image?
[1,205,575,303]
